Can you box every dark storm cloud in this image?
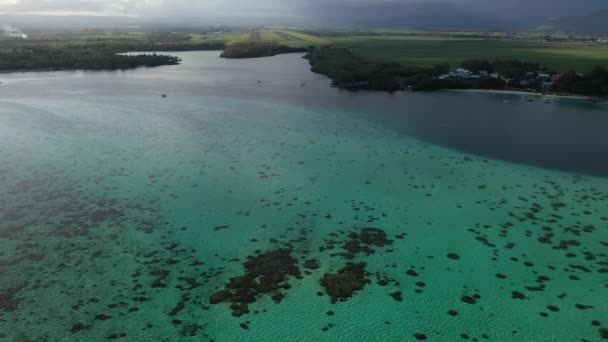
[0,0,605,27]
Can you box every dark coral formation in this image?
[447,253,460,260]
[320,263,369,303]
[511,291,526,300]
[414,333,428,340]
[0,284,25,313]
[406,269,419,277]
[70,322,91,333]
[460,295,477,305]
[3,153,606,341]
[303,259,320,270]
[208,249,301,316]
[389,291,403,302]
[209,290,231,304]
[358,228,394,247]
[339,228,394,259]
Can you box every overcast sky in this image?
[0,0,606,27]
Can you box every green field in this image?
[328,35,608,73]
[256,30,331,47]
[190,32,250,45]
[189,29,330,48]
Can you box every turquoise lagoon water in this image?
[0,52,607,341]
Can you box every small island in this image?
[0,47,182,72]
[220,41,307,59]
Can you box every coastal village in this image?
[437,68,564,93]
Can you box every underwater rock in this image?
[0,285,24,313]
[413,333,427,340]
[406,269,419,277]
[321,263,369,302]
[460,295,477,304]
[575,304,593,310]
[209,290,231,304]
[447,253,460,260]
[70,322,91,333]
[511,291,526,299]
[304,259,320,270]
[180,324,203,337]
[389,291,403,302]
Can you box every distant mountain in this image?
[307,2,506,30]
[302,1,608,30]
[0,14,141,31]
[535,10,608,35]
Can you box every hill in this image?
[536,10,608,35]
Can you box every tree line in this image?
[0,46,181,71]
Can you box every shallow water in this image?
[0,51,607,341]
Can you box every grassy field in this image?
[190,32,250,45]
[190,29,330,48]
[328,35,608,72]
[257,30,331,47]
[0,29,328,49]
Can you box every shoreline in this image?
[443,88,599,100]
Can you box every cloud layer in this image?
[0,0,605,27]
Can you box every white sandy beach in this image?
[444,88,595,100]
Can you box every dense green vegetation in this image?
[305,47,508,91]
[221,42,307,59]
[73,42,225,52]
[305,47,608,96]
[556,67,608,96]
[0,47,181,71]
[305,47,436,91]
[327,35,608,73]
[0,32,225,51]
[0,32,223,71]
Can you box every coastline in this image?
[443,88,598,100]
[1,49,605,103]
